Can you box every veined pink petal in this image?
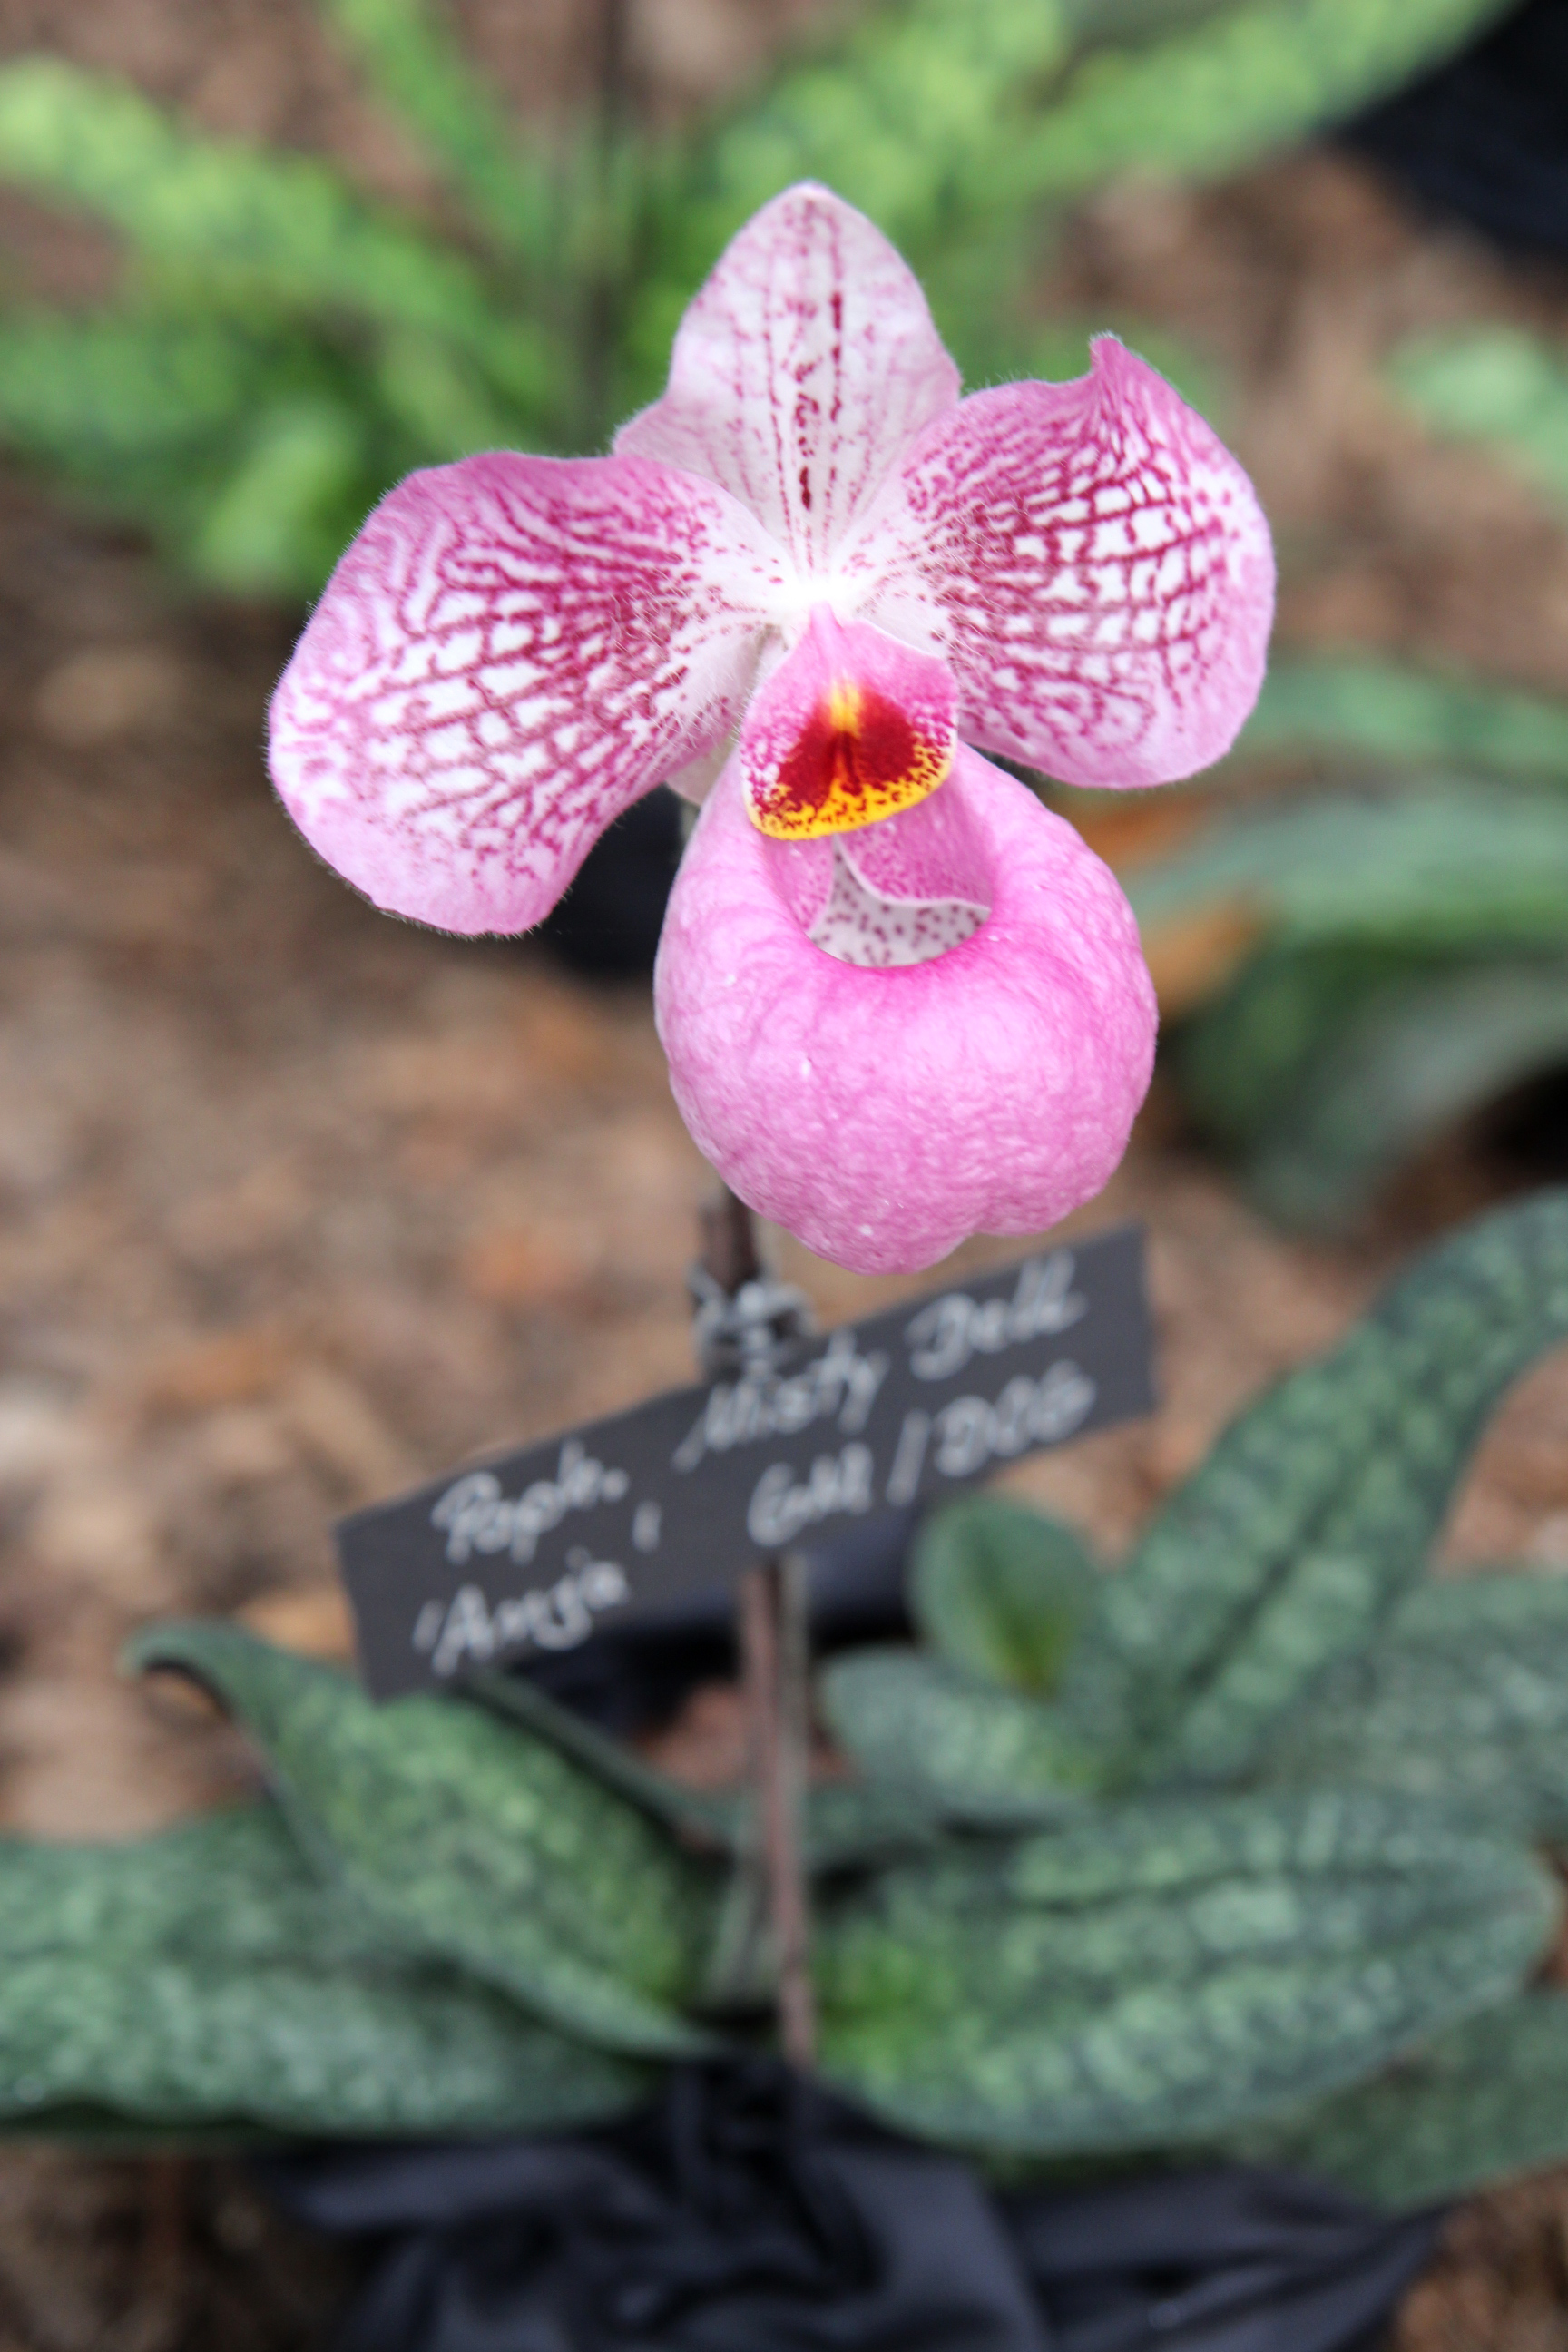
[845,338,1274,789]
[269,452,789,935]
[614,184,960,578]
[655,747,1156,1275]
[737,608,956,838]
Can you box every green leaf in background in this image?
[1055,1191,1568,1784]
[910,1493,1102,1693]
[318,0,556,270]
[1130,786,1568,958]
[1014,0,1515,201]
[1258,1572,1568,1843]
[128,1622,718,2057]
[0,1804,645,2140]
[819,1647,1103,1826]
[817,1788,1558,2156]
[1391,324,1568,514]
[0,57,548,393]
[189,398,369,596]
[1236,956,1568,1232]
[1236,656,1568,782]
[1223,1994,1568,2209]
[1171,940,1422,1157]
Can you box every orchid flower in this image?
[269,185,1272,1275]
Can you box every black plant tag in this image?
[338,1224,1154,1698]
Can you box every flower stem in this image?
[695,1182,818,2069]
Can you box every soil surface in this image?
[4,4,1568,2342]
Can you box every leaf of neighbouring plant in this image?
[1391,326,1568,514]
[473,1667,940,1870]
[816,1789,1558,2158]
[1171,941,1428,1155]
[0,1804,646,2139]
[910,1493,1102,1693]
[0,57,541,377]
[819,1649,1110,1827]
[188,398,370,596]
[128,1622,718,2056]
[0,310,279,458]
[1238,957,1568,1233]
[1015,0,1515,202]
[1129,785,1568,962]
[1055,1191,1568,1785]
[1220,1994,1568,2210]
[1236,657,1568,781]
[318,0,556,269]
[1257,1573,1568,1842]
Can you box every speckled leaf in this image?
[472,1667,937,1869]
[816,1790,1558,2157]
[910,1494,1101,1694]
[1223,1994,1568,2210]
[1259,1572,1568,1841]
[0,1805,645,2139]
[129,1622,717,2056]
[1057,1191,1568,1784]
[818,1649,1103,1827]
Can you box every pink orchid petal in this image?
[614,184,960,577]
[655,746,1156,1275]
[269,452,788,935]
[846,338,1275,789]
[737,608,956,838]
[833,774,990,906]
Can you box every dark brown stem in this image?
[696,1181,816,2068]
[698,1181,764,1296]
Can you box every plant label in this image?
[339,1224,1154,1696]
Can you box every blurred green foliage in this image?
[1126,309,1568,1232]
[0,0,1512,593]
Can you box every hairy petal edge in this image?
[846,338,1275,789]
[269,451,789,935]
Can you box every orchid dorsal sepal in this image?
[269,181,1274,1273]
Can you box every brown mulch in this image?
[3,2,1568,2337]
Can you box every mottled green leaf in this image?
[911,1493,1101,1693]
[0,1804,644,2139]
[820,1648,1102,1826]
[128,1622,717,2056]
[1237,656,1568,781]
[1391,325,1568,514]
[817,1790,1558,2157]
[1259,1572,1568,1841]
[1240,957,1568,1232]
[1223,1994,1568,2209]
[1057,1191,1568,1783]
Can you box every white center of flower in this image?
[808,841,989,968]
